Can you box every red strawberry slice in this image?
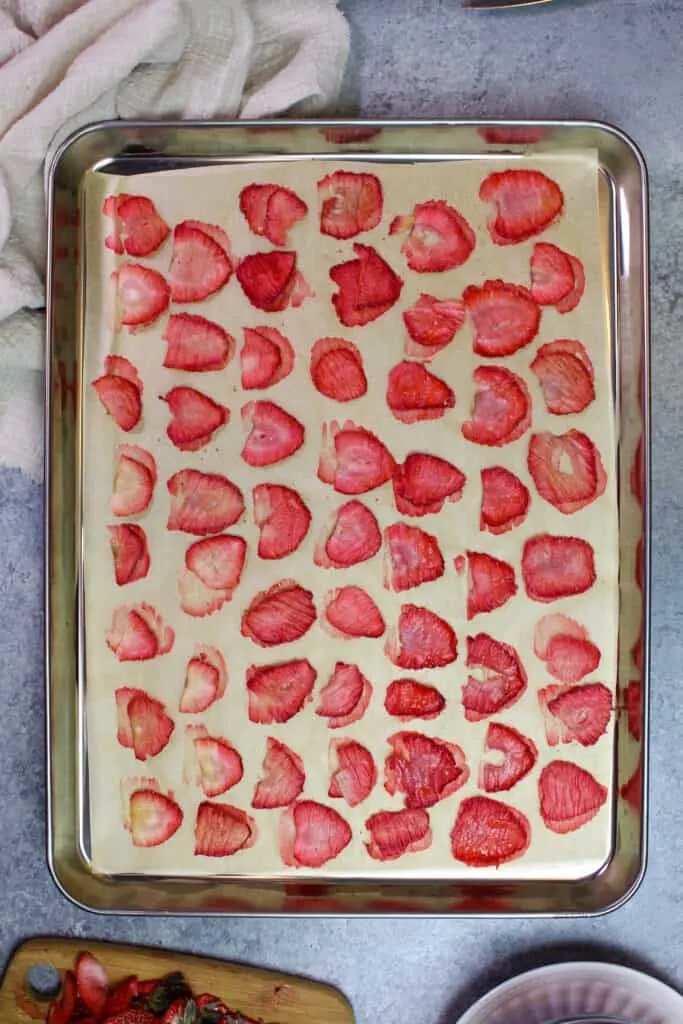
[385,603,457,670]
[168,220,233,302]
[314,499,381,569]
[539,682,612,746]
[479,466,530,535]
[167,469,244,535]
[466,551,518,619]
[252,737,305,809]
[462,366,531,447]
[128,788,183,847]
[323,586,385,639]
[318,169,383,238]
[328,738,377,807]
[528,429,607,514]
[384,731,469,809]
[522,533,596,602]
[386,360,455,424]
[621,759,642,814]
[162,386,228,452]
[384,679,446,720]
[479,722,537,793]
[330,243,403,327]
[241,400,305,467]
[92,355,143,432]
[111,444,156,516]
[194,801,257,857]
[316,662,372,729]
[318,420,395,494]
[480,169,564,245]
[279,800,351,868]
[529,242,575,305]
[383,522,445,592]
[108,523,150,585]
[185,534,246,591]
[310,337,367,401]
[46,969,77,1024]
[163,313,234,372]
[106,603,174,661]
[533,613,601,683]
[392,452,466,517]
[236,251,311,312]
[624,680,641,741]
[241,327,295,390]
[239,183,308,246]
[103,976,139,1017]
[556,254,586,314]
[179,644,227,713]
[241,580,316,647]
[76,952,108,1015]
[365,808,432,861]
[252,484,311,559]
[103,193,169,256]
[463,633,527,721]
[185,725,243,797]
[122,692,174,760]
[247,659,317,724]
[538,760,608,834]
[463,280,540,357]
[402,293,466,359]
[113,264,170,327]
[177,567,232,618]
[390,200,475,272]
[451,795,531,866]
[530,339,595,415]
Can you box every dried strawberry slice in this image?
[403,293,466,359]
[451,795,531,866]
[185,725,243,797]
[390,200,475,272]
[392,452,466,518]
[480,169,563,245]
[279,800,352,868]
[365,808,432,861]
[384,731,469,809]
[108,523,150,585]
[162,386,229,452]
[127,786,183,848]
[252,737,305,809]
[530,339,595,415]
[533,613,601,683]
[241,327,295,390]
[556,254,586,314]
[529,242,575,305]
[318,170,383,238]
[463,633,527,721]
[103,193,170,256]
[247,659,317,724]
[75,952,108,1016]
[463,280,540,357]
[328,738,377,806]
[241,580,316,648]
[167,469,244,535]
[179,644,227,713]
[479,466,529,535]
[522,533,596,603]
[479,722,537,793]
[316,662,372,729]
[330,243,403,327]
[253,484,311,560]
[465,551,517,619]
[383,522,445,592]
[113,263,170,327]
[323,586,385,639]
[241,400,305,467]
[310,337,367,402]
[239,183,307,246]
[126,692,175,761]
[314,500,381,569]
[236,251,311,312]
[538,760,608,834]
[194,801,257,857]
[177,567,232,618]
[539,682,612,746]
[168,220,233,302]
[106,603,174,661]
[462,366,531,447]
[528,429,607,514]
[92,355,143,432]
[163,313,234,372]
[384,679,446,720]
[623,680,641,741]
[111,443,156,516]
[386,361,455,424]
[385,603,457,670]
[185,534,246,592]
[318,420,395,494]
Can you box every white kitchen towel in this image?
[0,0,350,480]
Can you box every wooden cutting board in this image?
[2,937,354,1023]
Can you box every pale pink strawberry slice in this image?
[162,386,228,451]
[365,808,432,861]
[386,360,455,424]
[383,522,445,592]
[279,800,352,868]
[314,499,381,569]
[539,682,612,746]
[310,337,367,402]
[451,795,530,866]
[323,586,385,639]
[241,400,305,467]
[392,452,466,517]
[92,355,143,432]
[466,551,518,619]
[316,662,372,729]
[236,251,311,312]
[111,443,156,515]
[402,293,466,359]
[328,738,377,807]
[108,523,150,585]
[318,420,395,494]
[113,264,170,327]
[106,603,174,661]
[241,580,316,648]
[247,659,317,724]
[330,243,403,327]
[128,787,183,848]
[479,722,538,793]
[462,366,531,446]
[463,280,540,357]
[167,469,244,535]
[194,801,257,857]
[556,254,585,314]
[177,567,232,618]
[103,194,169,256]
[390,200,475,272]
[185,534,246,591]
[385,603,457,669]
[538,760,608,833]
[384,731,469,809]
[621,758,642,814]
[529,242,575,305]
[463,633,527,721]
[185,725,243,797]
[179,644,227,713]
[115,688,174,760]
[384,679,446,720]
[624,680,641,741]
[530,339,595,415]
[533,613,601,683]
[162,313,234,372]
[528,429,607,514]
[75,952,108,1016]
[480,169,564,245]
[252,737,306,809]
[239,183,308,246]
[115,687,144,747]
[168,220,233,302]
[522,533,596,603]
[318,169,383,238]
[241,327,295,390]
[252,484,311,559]
[479,466,530,535]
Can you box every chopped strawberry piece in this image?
[103,976,139,1016]
[328,738,377,808]
[106,603,174,661]
[402,293,466,359]
[108,523,150,585]
[279,800,351,868]
[451,795,531,866]
[624,680,641,741]
[463,280,540,357]
[240,183,308,246]
[314,499,381,569]
[621,759,642,814]
[128,787,183,847]
[115,690,175,760]
[479,466,530,535]
[533,613,601,682]
[252,483,311,559]
[247,659,317,724]
[113,263,170,327]
[479,722,537,793]
[528,429,607,514]
[185,725,243,797]
[529,242,575,305]
[185,534,246,591]
[103,193,169,256]
[241,400,305,467]
[539,682,612,747]
[241,327,295,390]
[384,679,446,720]
[323,586,385,639]
[111,443,156,516]
[385,603,457,669]
[330,243,403,327]
[318,420,395,494]
[538,759,608,833]
[631,435,645,507]
[530,339,595,415]
[386,360,455,424]
[390,200,475,272]
[194,801,257,857]
[365,808,432,861]
[384,731,468,809]
[318,169,383,239]
[462,365,531,446]
[162,386,228,452]
[47,970,77,1024]
[168,220,233,302]
[310,337,367,401]
[177,567,232,618]
[76,952,108,1016]
[167,468,244,535]
[316,662,372,729]
[179,644,227,713]
[522,533,596,602]
[252,737,305,809]
[466,551,517,619]
[463,633,527,721]
[163,313,234,372]
[241,579,316,647]
[556,254,586,314]
[480,168,563,245]
[383,522,445,592]
[236,250,311,312]
[92,355,143,432]
[392,452,466,517]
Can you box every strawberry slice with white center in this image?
[318,169,383,238]
[179,644,227,713]
[463,280,540,357]
[106,603,174,661]
[522,533,596,603]
[479,466,530,535]
[167,469,244,535]
[465,550,518,619]
[530,339,595,415]
[247,659,317,724]
[316,662,372,729]
[480,169,564,245]
[462,365,531,447]
[241,327,295,390]
[185,534,246,591]
[533,613,601,683]
[103,193,169,256]
[279,800,352,868]
[384,731,469,809]
[386,360,455,424]
[392,452,466,517]
[108,523,150,585]
[383,522,445,592]
[538,760,608,834]
[529,242,575,305]
[328,738,377,807]
[384,679,446,721]
[556,254,586,314]
[252,484,311,559]
[463,633,527,721]
[539,682,612,747]
[194,801,257,857]
[323,586,385,639]
[162,312,234,372]
[92,355,143,432]
[241,580,316,648]
[240,183,308,246]
[112,263,170,328]
[402,293,466,359]
[314,500,381,569]
[330,243,403,327]
[126,786,183,848]
[527,429,607,514]
[479,722,538,793]
[390,200,475,272]
[75,952,108,1016]
[241,400,305,467]
[365,808,432,861]
[127,692,175,761]
[162,386,229,452]
[318,420,395,494]
[385,603,457,670]
[111,443,156,516]
[236,251,312,312]
[450,795,530,866]
[185,725,243,797]
[168,220,233,302]
[310,337,367,401]
[252,737,305,809]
